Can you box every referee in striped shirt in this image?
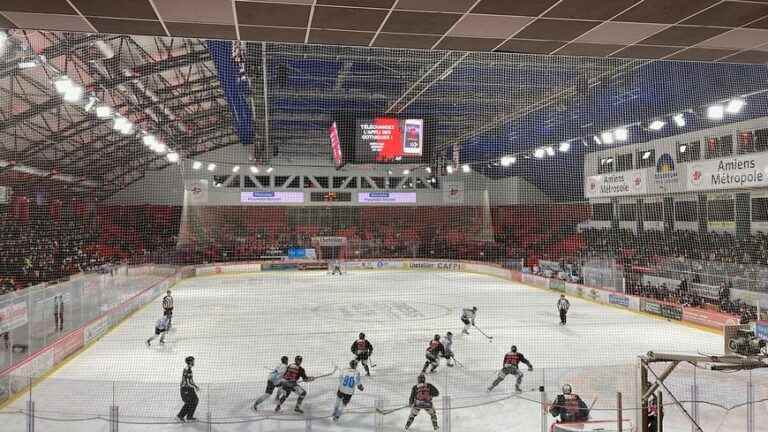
[162,290,173,328]
[177,356,199,422]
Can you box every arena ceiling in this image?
[0,3,767,200]
[4,1,768,62]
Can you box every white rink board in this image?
[1,270,761,432]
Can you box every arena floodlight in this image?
[266,167,274,173]
[500,156,514,167]
[83,96,97,112]
[152,142,167,154]
[592,135,601,145]
[207,163,216,171]
[232,165,240,173]
[18,60,38,69]
[673,113,686,127]
[62,84,84,103]
[679,144,687,153]
[402,169,410,175]
[726,99,744,114]
[112,116,134,135]
[601,131,614,145]
[648,120,665,131]
[461,164,471,173]
[707,105,724,120]
[166,152,179,163]
[642,151,652,160]
[446,165,454,174]
[95,105,113,119]
[142,134,157,147]
[53,76,72,94]
[534,148,545,158]
[545,146,555,156]
[192,161,202,170]
[614,128,628,142]
[249,166,259,174]
[559,142,570,153]
[425,167,432,174]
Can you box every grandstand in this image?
[2,1,768,431]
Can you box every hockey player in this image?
[557,294,570,325]
[146,315,170,346]
[404,374,440,431]
[350,332,373,376]
[332,359,364,422]
[487,345,533,392]
[252,356,289,411]
[275,356,315,414]
[177,356,199,422]
[549,384,589,424]
[460,306,477,334]
[330,261,344,275]
[421,334,445,374]
[162,290,174,328]
[440,332,455,367]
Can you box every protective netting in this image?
[2,29,768,432]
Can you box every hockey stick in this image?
[451,356,464,368]
[312,366,339,380]
[473,325,493,340]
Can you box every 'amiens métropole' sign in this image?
[585,170,647,198]
[688,154,768,191]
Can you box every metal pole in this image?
[261,42,270,160]
[374,396,384,432]
[304,404,311,432]
[617,392,623,432]
[540,386,547,432]
[26,400,34,432]
[657,391,663,432]
[442,395,451,432]
[109,404,119,432]
[748,370,754,432]
[640,361,649,432]
[691,366,698,432]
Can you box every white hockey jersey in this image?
[337,367,362,396]
[155,316,170,332]
[461,308,476,320]
[441,335,453,354]
[269,363,288,385]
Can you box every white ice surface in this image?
[2,270,764,431]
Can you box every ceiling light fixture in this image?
[192,161,202,170]
[534,148,545,158]
[461,164,471,173]
[166,152,179,163]
[707,105,724,120]
[559,142,570,153]
[95,105,113,119]
[207,163,216,171]
[601,131,614,145]
[232,165,240,173]
[673,113,686,127]
[593,135,601,145]
[726,99,744,114]
[545,146,555,156]
[648,120,666,131]
[613,128,628,142]
[446,165,454,174]
[250,166,259,174]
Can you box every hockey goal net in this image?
[327,260,348,275]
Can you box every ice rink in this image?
[2,269,762,431]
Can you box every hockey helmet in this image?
[562,384,572,395]
[446,331,453,337]
[281,356,289,364]
[359,332,366,339]
[185,356,195,365]
[350,359,358,369]
[510,345,517,353]
[295,355,303,365]
[417,374,426,383]
[472,306,478,311]
[560,294,565,298]
[434,334,441,341]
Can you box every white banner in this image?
[187,180,208,204]
[443,181,465,204]
[585,170,647,198]
[688,153,768,191]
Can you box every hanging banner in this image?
[585,170,647,198]
[443,181,465,204]
[186,180,209,204]
[688,153,768,191]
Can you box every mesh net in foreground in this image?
[0,30,768,432]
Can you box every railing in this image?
[0,362,764,431]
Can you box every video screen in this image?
[355,118,423,163]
